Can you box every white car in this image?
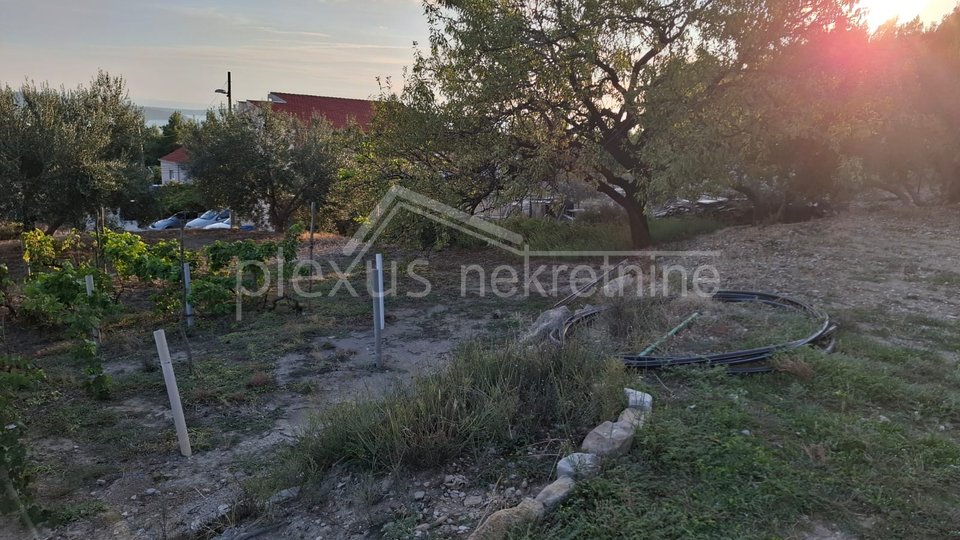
[204,217,231,230]
[185,209,230,229]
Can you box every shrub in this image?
[20,264,115,330]
[291,340,629,476]
[0,355,48,524]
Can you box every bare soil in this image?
[4,205,959,539]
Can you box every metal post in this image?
[183,262,194,327]
[309,202,316,291]
[227,71,232,113]
[371,254,385,368]
[85,275,101,342]
[153,329,192,457]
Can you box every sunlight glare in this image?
[859,0,927,29]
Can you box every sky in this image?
[1,0,957,110]
[0,0,430,109]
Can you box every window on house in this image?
[169,170,174,180]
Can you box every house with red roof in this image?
[159,146,191,186]
[156,93,374,187]
[239,92,375,130]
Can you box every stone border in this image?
[468,388,653,540]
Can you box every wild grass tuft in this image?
[286,339,630,478]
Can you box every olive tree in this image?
[0,72,147,232]
[410,0,855,247]
[186,107,344,230]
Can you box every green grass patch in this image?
[499,215,724,251]
[515,333,960,539]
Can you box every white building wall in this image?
[159,160,191,185]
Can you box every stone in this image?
[556,453,601,480]
[467,498,544,540]
[444,474,468,489]
[268,486,301,505]
[618,407,646,428]
[623,388,653,411]
[144,488,159,496]
[522,307,572,343]
[413,490,426,501]
[580,421,635,458]
[463,495,483,507]
[740,429,752,437]
[534,477,575,510]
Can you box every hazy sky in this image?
[1,1,957,110]
[0,0,429,109]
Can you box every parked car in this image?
[185,209,230,229]
[148,211,197,230]
[204,217,231,230]
[204,217,256,231]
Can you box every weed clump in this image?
[290,340,630,476]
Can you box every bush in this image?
[0,355,48,524]
[20,264,115,330]
[291,340,629,476]
[0,222,22,241]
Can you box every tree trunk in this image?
[946,174,960,204]
[44,218,66,235]
[622,195,652,249]
[595,180,652,249]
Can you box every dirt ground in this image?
[3,204,959,539]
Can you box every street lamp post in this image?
[215,71,232,113]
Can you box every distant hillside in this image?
[142,105,207,127]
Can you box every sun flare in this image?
[859,0,928,29]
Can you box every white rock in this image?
[413,490,426,500]
[463,495,483,507]
[468,498,544,540]
[623,388,653,411]
[556,453,601,480]
[580,421,635,458]
[534,477,575,510]
[268,486,301,505]
[618,408,646,428]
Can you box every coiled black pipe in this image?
[554,290,837,374]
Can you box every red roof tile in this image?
[159,146,189,164]
[258,92,375,130]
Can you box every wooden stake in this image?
[153,329,192,457]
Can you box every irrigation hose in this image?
[553,290,837,374]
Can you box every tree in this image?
[186,107,344,230]
[144,111,193,166]
[0,72,148,232]
[409,0,855,247]
[370,71,562,215]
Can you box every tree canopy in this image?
[186,107,346,230]
[391,0,857,247]
[0,72,147,232]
